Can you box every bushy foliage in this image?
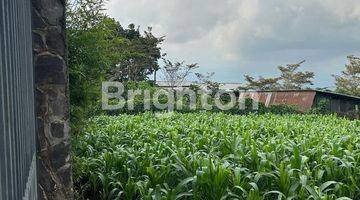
[333,55,360,97]
[195,72,221,92]
[278,60,314,90]
[309,99,331,115]
[240,60,314,90]
[73,113,360,199]
[66,0,163,132]
[344,110,360,120]
[102,84,300,115]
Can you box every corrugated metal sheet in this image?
[241,91,317,112]
[0,0,37,199]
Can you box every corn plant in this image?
[73,112,360,199]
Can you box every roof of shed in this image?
[314,90,360,101]
[242,89,359,101]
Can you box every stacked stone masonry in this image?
[32,0,73,199]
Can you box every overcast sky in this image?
[106,0,360,87]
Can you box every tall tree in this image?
[195,72,220,92]
[161,58,198,90]
[239,75,281,90]
[67,0,117,115]
[66,0,164,123]
[107,25,164,82]
[66,0,108,29]
[240,60,314,90]
[278,60,314,89]
[333,55,360,96]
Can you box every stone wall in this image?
[32,0,73,199]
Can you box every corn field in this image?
[73,112,360,200]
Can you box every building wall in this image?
[314,93,360,115]
[32,0,74,199]
[0,0,37,199]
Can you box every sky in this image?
[105,0,360,88]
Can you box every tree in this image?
[66,0,108,30]
[239,75,281,90]
[278,60,314,89]
[66,0,164,127]
[333,55,360,96]
[195,72,220,92]
[161,58,198,90]
[240,60,314,90]
[67,1,117,114]
[107,26,164,82]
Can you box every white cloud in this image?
[106,0,360,87]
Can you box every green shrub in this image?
[265,104,299,114]
[344,109,360,120]
[103,86,301,116]
[310,99,331,114]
